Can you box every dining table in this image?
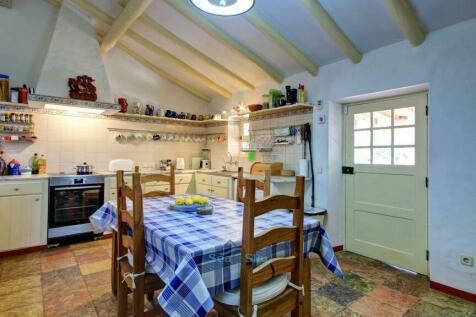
[90,195,343,317]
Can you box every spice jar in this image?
[19,84,28,104]
[0,74,9,102]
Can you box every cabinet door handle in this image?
[14,188,19,191]
[217,181,221,184]
[35,198,40,201]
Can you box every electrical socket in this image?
[460,256,474,267]
[0,0,12,8]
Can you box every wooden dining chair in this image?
[136,165,176,197]
[111,166,176,296]
[215,176,310,317]
[236,167,271,203]
[116,170,166,317]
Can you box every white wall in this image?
[211,18,476,294]
[104,48,210,114]
[0,0,57,88]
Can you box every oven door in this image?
[49,184,104,228]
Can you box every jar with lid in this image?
[0,74,9,102]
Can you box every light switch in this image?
[317,115,326,124]
[0,0,12,8]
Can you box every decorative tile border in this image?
[29,94,120,111]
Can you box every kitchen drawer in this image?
[210,186,229,199]
[175,174,193,184]
[196,183,210,195]
[196,174,212,186]
[212,176,229,188]
[0,182,43,196]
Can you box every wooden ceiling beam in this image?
[384,0,426,46]
[164,0,284,84]
[117,0,254,91]
[244,11,318,76]
[299,0,362,64]
[100,0,153,54]
[69,0,231,99]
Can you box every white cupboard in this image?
[0,181,48,252]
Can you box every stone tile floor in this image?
[0,239,475,317]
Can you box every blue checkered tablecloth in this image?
[90,195,342,317]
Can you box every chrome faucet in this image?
[222,152,238,171]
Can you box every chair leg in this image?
[303,258,311,317]
[111,230,118,295]
[146,291,154,302]
[117,272,128,317]
[133,278,145,317]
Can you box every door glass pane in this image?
[373,129,391,146]
[394,147,415,165]
[394,127,415,145]
[354,112,370,129]
[373,110,391,127]
[394,107,415,126]
[373,148,391,165]
[354,148,371,164]
[354,130,370,147]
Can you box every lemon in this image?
[185,197,194,205]
[175,197,184,205]
[192,195,202,203]
[200,197,210,205]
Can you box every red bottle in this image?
[19,84,28,104]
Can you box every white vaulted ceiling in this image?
[48,0,476,102]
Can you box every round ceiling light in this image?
[190,0,255,16]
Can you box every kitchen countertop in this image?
[0,174,50,181]
[197,170,307,183]
[0,170,307,184]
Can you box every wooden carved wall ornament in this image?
[68,75,97,101]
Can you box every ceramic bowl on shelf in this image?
[248,104,263,112]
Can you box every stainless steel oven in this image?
[48,174,104,244]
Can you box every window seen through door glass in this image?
[354,112,371,129]
[394,147,415,165]
[372,110,391,127]
[354,130,370,147]
[394,107,415,126]
[353,107,416,166]
[354,148,371,164]
[373,129,391,146]
[373,148,392,165]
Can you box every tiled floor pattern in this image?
[0,239,475,316]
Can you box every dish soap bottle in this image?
[38,154,47,175]
[31,153,39,174]
[298,84,305,103]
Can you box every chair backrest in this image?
[239,176,305,316]
[116,170,146,276]
[135,165,176,197]
[236,166,271,203]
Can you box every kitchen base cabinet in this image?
[0,181,47,252]
[195,173,231,199]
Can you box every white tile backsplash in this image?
[0,113,209,173]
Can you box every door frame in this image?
[342,91,429,274]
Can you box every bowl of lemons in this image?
[169,195,211,213]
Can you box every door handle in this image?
[342,166,354,175]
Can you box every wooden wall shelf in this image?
[108,112,228,127]
[248,103,314,119]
